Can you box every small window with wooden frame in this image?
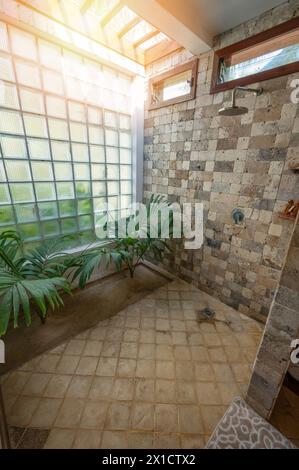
[211,17,299,94]
[148,59,198,110]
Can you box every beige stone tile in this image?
[190,346,210,362]
[112,378,134,401]
[208,347,227,363]
[75,356,99,375]
[22,373,51,396]
[2,371,31,395]
[135,378,155,401]
[136,359,155,378]
[175,361,194,381]
[73,429,102,449]
[89,326,107,341]
[174,346,191,360]
[155,379,176,403]
[203,334,222,347]
[212,363,234,382]
[224,346,246,363]
[156,360,175,379]
[154,433,180,449]
[30,397,62,427]
[8,396,40,426]
[132,403,155,431]
[83,340,103,357]
[196,382,222,405]
[36,354,61,373]
[187,333,203,345]
[80,401,108,429]
[194,363,215,382]
[155,404,178,432]
[89,377,114,400]
[128,431,154,449]
[217,382,240,405]
[141,318,155,329]
[219,333,239,346]
[123,329,139,342]
[231,363,251,382]
[181,434,205,449]
[64,339,86,356]
[156,345,174,360]
[57,355,80,374]
[44,374,72,398]
[201,405,226,434]
[139,343,155,359]
[120,342,138,359]
[44,428,76,449]
[199,323,217,334]
[66,376,93,398]
[178,405,204,434]
[172,332,188,345]
[96,357,118,376]
[176,381,197,404]
[101,342,121,358]
[105,328,123,342]
[140,330,156,343]
[117,358,136,377]
[156,331,172,345]
[101,431,128,449]
[55,398,85,428]
[105,402,131,430]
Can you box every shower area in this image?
[1,0,299,450]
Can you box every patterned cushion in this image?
[206,397,296,449]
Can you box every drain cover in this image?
[199,307,216,320]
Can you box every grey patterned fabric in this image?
[206,397,296,449]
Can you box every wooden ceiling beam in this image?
[118,16,141,38]
[80,0,95,14]
[133,29,159,48]
[100,0,125,28]
[145,38,182,65]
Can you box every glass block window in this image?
[0,22,133,247]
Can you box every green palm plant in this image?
[73,194,173,286]
[0,231,78,336]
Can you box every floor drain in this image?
[200,307,216,320]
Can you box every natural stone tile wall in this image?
[144,0,299,322]
[246,216,299,419]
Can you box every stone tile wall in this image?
[246,216,299,419]
[144,0,299,322]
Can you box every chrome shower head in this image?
[218,105,248,116]
[218,86,263,117]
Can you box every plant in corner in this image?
[0,231,80,337]
[73,194,174,286]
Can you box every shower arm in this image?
[231,86,263,107]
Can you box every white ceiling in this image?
[191,0,286,35]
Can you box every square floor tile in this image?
[132,403,155,431]
[66,376,93,398]
[105,402,131,430]
[55,398,85,428]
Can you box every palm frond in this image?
[0,272,71,336]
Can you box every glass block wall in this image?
[0,22,133,249]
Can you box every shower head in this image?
[218,105,248,116]
[218,86,263,117]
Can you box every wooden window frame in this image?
[148,58,198,110]
[211,17,299,94]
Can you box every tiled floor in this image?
[1,279,263,449]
